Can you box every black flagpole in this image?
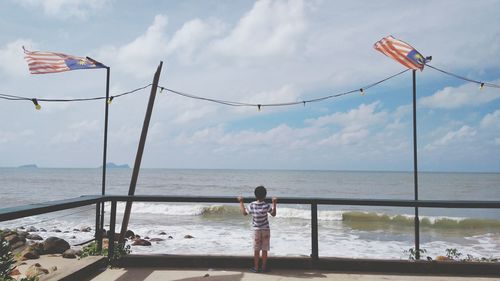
[87,57,109,252]
[101,66,110,229]
[412,69,420,259]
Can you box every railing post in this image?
[311,203,319,262]
[108,200,117,263]
[95,202,102,252]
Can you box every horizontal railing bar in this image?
[0,195,103,222]
[1,194,500,223]
[106,195,500,208]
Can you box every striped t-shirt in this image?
[248,201,273,229]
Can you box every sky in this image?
[0,0,499,172]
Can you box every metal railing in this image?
[1,195,500,262]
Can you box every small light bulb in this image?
[360,88,365,96]
[31,99,41,110]
[257,104,261,111]
[479,83,484,90]
[107,96,114,104]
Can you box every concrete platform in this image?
[86,268,500,281]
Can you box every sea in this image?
[1,168,499,260]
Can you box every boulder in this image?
[26,263,49,279]
[43,237,70,254]
[168,236,173,239]
[5,234,26,250]
[125,230,135,238]
[144,236,150,240]
[132,239,151,246]
[10,268,21,276]
[26,226,38,232]
[39,228,47,232]
[159,231,167,235]
[80,226,92,232]
[17,231,29,238]
[27,234,43,241]
[184,235,194,239]
[149,238,164,242]
[19,243,43,260]
[62,249,78,259]
[53,229,61,233]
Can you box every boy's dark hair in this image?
[254,185,267,200]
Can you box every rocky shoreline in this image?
[1,226,195,279]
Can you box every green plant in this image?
[0,235,39,281]
[79,242,131,266]
[108,243,131,266]
[404,247,429,260]
[79,242,102,258]
[445,248,463,260]
[0,236,15,279]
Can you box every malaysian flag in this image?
[23,47,105,74]
[374,36,427,71]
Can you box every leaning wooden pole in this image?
[119,61,163,244]
[412,69,420,259]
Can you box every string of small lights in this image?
[0,84,152,110]
[1,65,498,111]
[159,69,410,111]
[426,64,500,89]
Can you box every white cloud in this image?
[318,128,369,146]
[15,0,110,19]
[480,110,500,129]
[425,125,476,150]
[98,15,169,77]
[306,102,387,130]
[166,18,226,64]
[0,39,34,76]
[0,129,34,144]
[419,81,500,109]
[209,0,306,59]
[174,123,317,151]
[50,120,100,144]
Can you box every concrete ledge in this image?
[117,255,500,277]
[57,256,107,281]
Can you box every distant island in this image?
[18,164,38,168]
[102,162,130,169]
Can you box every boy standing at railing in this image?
[238,185,277,273]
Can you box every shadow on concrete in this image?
[172,272,244,281]
[114,268,154,281]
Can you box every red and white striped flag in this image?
[23,47,105,74]
[374,36,426,71]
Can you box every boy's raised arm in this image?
[237,196,248,216]
[271,197,277,217]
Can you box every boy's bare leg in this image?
[261,250,268,271]
[254,250,260,270]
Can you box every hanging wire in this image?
[426,64,500,88]
[159,69,410,109]
[0,84,152,102]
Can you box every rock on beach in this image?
[43,237,70,254]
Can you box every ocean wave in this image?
[342,211,500,229]
[113,203,500,229]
